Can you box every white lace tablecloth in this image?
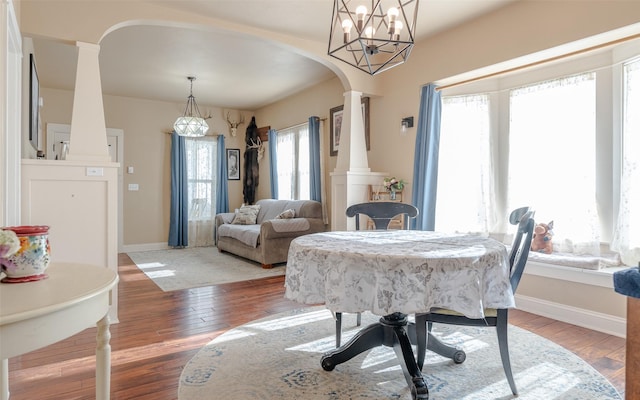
[284,230,515,319]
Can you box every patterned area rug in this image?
[127,247,285,291]
[179,306,622,400]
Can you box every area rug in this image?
[127,247,285,291]
[179,306,622,400]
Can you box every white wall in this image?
[39,87,251,247]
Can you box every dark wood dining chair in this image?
[347,201,419,230]
[415,207,535,396]
[334,201,419,347]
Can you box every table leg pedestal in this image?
[1,359,8,400]
[321,313,429,400]
[96,315,112,400]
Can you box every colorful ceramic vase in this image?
[0,225,51,283]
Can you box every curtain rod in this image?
[165,131,223,137]
[437,32,640,92]
[278,121,307,131]
[277,117,327,132]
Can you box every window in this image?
[185,136,217,221]
[612,58,640,264]
[436,94,496,233]
[438,48,640,258]
[275,124,310,200]
[509,73,599,254]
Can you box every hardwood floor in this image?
[6,253,626,399]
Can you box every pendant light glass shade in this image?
[174,115,209,137]
[174,77,209,137]
[328,0,419,75]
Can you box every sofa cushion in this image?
[276,209,296,219]
[269,218,310,232]
[255,199,322,223]
[232,204,261,225]
[218,224,261,247]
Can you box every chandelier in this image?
[174,76,209,137]
[328,0,419,75]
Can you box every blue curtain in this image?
[411,84,442,231]
[216,135,229,214]
[168,132,189,247]
[268,128,278,199]
[309,116,322,202]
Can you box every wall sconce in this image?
[401,116,414,134]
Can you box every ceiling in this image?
[32,0,518,110]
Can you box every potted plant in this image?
[383,177,406,200]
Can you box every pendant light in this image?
[174,76,209,137]
[328,0,419,75]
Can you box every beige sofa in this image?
[215,199,325,268]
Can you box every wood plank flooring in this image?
[6,253,626,399]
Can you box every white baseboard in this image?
[515,293,626,338]
[121,242,170,253]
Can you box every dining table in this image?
[284,229,515,400]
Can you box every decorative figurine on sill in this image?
[531,221,554,254]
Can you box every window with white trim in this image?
[612,58,640,265]
[185,136,217,221]
[436,94,496,233]
[276,124,310,200]
[509,73,599,254]
[438,47,639,261]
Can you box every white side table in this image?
[0,263,118,400]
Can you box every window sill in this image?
[524,260,629,289]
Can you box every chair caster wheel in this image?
[411,377,430,399]
[321,357,335,371]
[453,350,466,364]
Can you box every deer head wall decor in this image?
[247,137,265,162]
[226,112,245,137]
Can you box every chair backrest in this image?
[509,206,531,226]
[508,209,535,293]
[507,206,531,267]
[345,202,419,230]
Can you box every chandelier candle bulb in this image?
[356,5,367,32]
[364,26,375,39]
[387,7,399,34]
[342,19,353,42]
[393,21,403,41]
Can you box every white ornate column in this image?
[67,41,110,162]
[21,42,119,323]
[331,91,385,230]
[334,90,369,174]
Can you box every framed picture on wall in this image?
[29,54,40,150]
[329,97,369,157]
[227,148,241,180]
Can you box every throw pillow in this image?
[276,209,296,219]
[232,204,261,225]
